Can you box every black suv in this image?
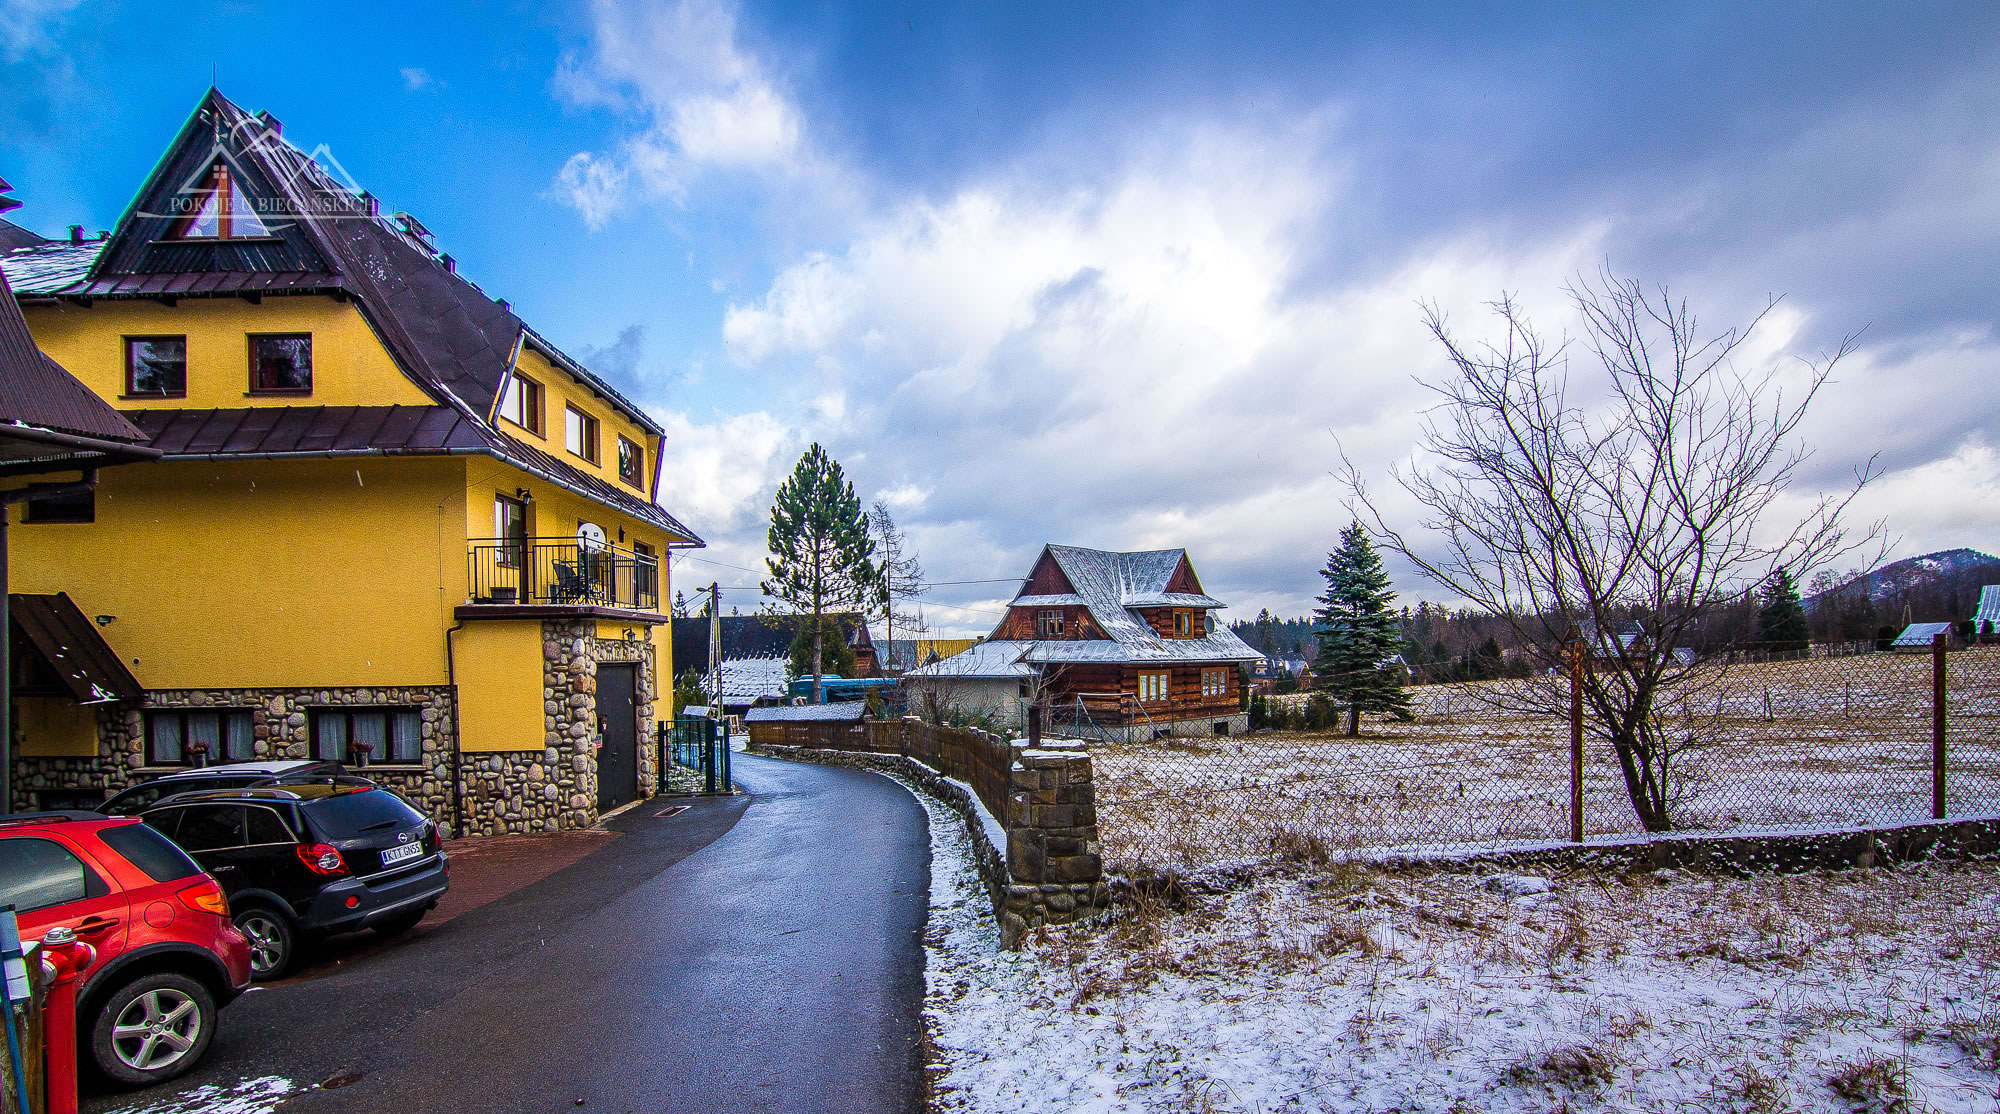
[139,784,448,979]
[99,760,351,817]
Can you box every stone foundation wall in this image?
[11,686,456,815]
[11,619,665,836]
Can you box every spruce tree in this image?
[762,443,879,702]
[1757,567,1810,653]
[1312,522,1411,734]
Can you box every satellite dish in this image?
[577,522,606,551]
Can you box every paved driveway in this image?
[90,753,931,1114]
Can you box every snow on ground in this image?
[917,788,2000,1113]
[98,1076,295,1114]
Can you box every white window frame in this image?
[1138,671,1170,703]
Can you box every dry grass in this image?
[1092,647,2000,869]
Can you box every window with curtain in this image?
[311,709,422,764]
[144,710,255,766]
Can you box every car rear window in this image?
[97,822,204,882]
[303,790,425,840]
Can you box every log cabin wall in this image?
[1021,551,1077,596]
[1042,662,1239,725]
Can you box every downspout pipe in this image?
[443,618,465,837]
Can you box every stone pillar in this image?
[1001,738,1107,944]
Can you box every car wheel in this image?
[235,906,297,980]
[90,973,215,1088]
[373,907,429,936]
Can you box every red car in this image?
[0,811,253,1087]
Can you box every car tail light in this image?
[177,879,230,917]
[296,843,348,876]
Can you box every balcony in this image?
[465,537,662,617]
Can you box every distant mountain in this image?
[1806,548,2000,606]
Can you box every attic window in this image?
[564,405,599,464]
[498,372,544,436]
[1037,610,1064,637]
[1174,610,1191,636]
[170,163,271,240]
[617,436,644,488]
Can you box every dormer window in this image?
[1174,610,1192,637]
[498,372,545,436]
[170,163,271,240]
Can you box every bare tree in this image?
[868,500,927,675]
[1346,270,1883,831]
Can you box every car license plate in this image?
[381,841,425,866]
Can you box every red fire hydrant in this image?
[40,926,95,1114]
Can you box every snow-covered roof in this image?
[1892,621,1955,647]
[1975,585,2000,627]
[906,641,1037,679]
[1,240,103,295]
[706,656,789,704]
[744,702,868,723]
[996,544,1261,665]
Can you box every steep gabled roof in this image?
[998,545,1257,665]
[0,218,45,252]
[4,88,691,540]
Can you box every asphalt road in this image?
[87,753,932,1114]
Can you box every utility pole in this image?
[708,582,722,726]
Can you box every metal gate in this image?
[659,715,731,795]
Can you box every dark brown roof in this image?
[8,88,695,542]
[123,406,697,540]
[127,406,486,456]
[66,271,349,299]
[0,219,44,252]
[0,268,147,452]
[11,592,144,703]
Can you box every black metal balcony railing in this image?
[469,537,661,612]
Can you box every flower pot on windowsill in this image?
[490,587,519,604]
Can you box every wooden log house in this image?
[912,545,1260,740]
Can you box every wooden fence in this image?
[748,716,1014,827]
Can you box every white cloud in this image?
[400,66,437,91]
[0,0,79,62]
[713,123,1639,628]
[550,0,814,227]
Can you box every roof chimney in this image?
[67,224,84,245]
[360,191,378,216]
[495,297,510,312]
[96,230,108,241]
[439,253,456,274]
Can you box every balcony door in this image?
[494,495,530,601]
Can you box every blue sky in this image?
[5,1,1998,633]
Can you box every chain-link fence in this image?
[1091,642,2000,870]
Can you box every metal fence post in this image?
[656,720,667,797]
[1933,630,1948,820]
[1569,643,1584,843]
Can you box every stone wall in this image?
[1059,711,1249,744]
[11,686,455,815]
[11,617,665,836]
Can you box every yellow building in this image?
[0,89,702,833]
